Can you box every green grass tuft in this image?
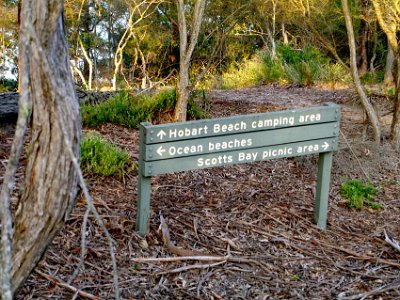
[340,179,383,210]
[81,134,130,178]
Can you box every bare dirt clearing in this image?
[3,85,399,299]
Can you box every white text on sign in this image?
[157,113,322,140]
[196,142,329,167]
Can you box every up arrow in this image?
[157,146,166,156]
[322,142,330,151]
[157,130,167,140]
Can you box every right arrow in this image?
[322,142,330,151]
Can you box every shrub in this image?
[82,89,205,128]
[0,78,18,92]
[340,179,383,210]
[81,134,130,178]
[322,63,351,88]
[221,57,267,89]
[216,44,350,89]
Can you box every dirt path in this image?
[7,85,400,299]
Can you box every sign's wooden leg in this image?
[136,123,152,236]
[315,151,333,229]
[136,172,151,236]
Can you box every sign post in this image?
[136,103,340,236]
[315,151,334,228]
[136,124,152,235]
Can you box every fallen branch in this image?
[159,213,218,257]
[358,279,400,300]
[384,229,400,253]
[156,261,227,275]
[132,255,227,263]
[35,269,99,300]
[338,279,400,300]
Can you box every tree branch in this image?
[186,0,206,63]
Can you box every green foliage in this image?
[322,63,351,87]
[185,92,208,120]
[216,44,351,89]
[340,179,383,210]
[82,89,205,128]
[290,274,301,281]
[0,78,18,92]
[260,52,286,83]
[80,134,130,178]
[360,71,385,85]
[221,56,268,89]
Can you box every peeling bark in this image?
[10,0,81,294]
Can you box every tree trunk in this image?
[369,21,378,73]
[11,0,81,294]
[358,0,369,76]
[384,41,395,87]
[173,0,206,122]
[112,11,134,91]
[282,23,289,45]
[372,0,400,148]
[342,0,381,143]
[17,0,21,91]
[268,0,277,60]
[82,2,92,84]
[392,56,400,148]
[175,60,190,121]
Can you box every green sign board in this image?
[136,103,341,236]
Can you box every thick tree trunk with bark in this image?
[10,0,81,294]
[372,0,400,148]
[342,0,381,143]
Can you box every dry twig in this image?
[384,229,400,253]
[35,269,99,300]
[160,213,218,257]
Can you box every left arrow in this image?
[157,130,167,140]
[157,146,166,156]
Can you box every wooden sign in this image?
[136,103,340,235]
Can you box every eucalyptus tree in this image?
[112,0,162,91]
[372,0,400,148]
[0,0,81,297]
[342,0,381,143]
[65,0,129,89]
[174,0,206,121]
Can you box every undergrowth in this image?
[81,133,130,178]
[340,179,383,210]
[82,89,205,128]
[0,78,18,92]
[207,44,351,89]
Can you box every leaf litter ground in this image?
[1,85,399,299]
